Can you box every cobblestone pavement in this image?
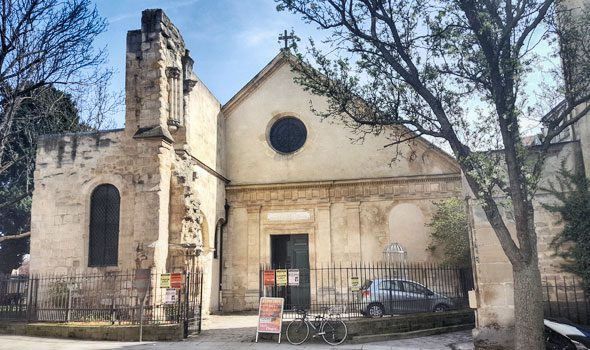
[0,314,474,350]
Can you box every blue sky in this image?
[94,0,324,127]
[93,0,554,138]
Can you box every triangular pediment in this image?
[222,52,460,184]
[223,52,292,115]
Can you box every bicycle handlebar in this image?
[292,308,308,318]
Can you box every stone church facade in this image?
[29,9,463,314]
[29,9,590,348]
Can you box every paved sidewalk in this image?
[0,332,474,350]
[194,313,474,349]
[0,314,475,349]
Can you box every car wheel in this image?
[367,303,384,317]
[433,304,449,312]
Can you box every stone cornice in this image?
[176,150,230,183]
[227,173,460,190]
[227,173,461,204]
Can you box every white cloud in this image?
[237,28,277,47]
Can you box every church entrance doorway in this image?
[270,234,310,309]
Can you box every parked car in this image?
[358,278,455,317]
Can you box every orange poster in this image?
[257,297,284,334]
[170,273,182,289]
[263,270,275,286]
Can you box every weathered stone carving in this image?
[172,153,202,252]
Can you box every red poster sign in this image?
[170,273,182,289]
[263,270,275,286]
[257,297,284,334]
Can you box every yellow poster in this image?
[160,273,171,288]
[350,276,360,291]
[275,269,287,286]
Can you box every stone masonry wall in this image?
[29,130,174,273]
[123,9,227,315]
[29,10,228,317]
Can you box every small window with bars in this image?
[88,184,120,267]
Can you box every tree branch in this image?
[0,231,30,243]
[0,190,32,210]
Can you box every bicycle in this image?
[285,307,348,345]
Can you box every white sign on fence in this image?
[288,269,299,286]
[165,288,177,304]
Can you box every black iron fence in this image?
[260,262,473,319]
[0,268,203,335]
[543,276,590,325]
[0,275,28,321]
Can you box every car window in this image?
[378,280,401,291]
[402,281,428,294]
[361,280,372,289]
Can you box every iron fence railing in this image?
[543,276,590,325]
[260,262,474,320]
[0,268,203,332]
[0,275,28,321]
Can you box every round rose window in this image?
[269,117,307,154]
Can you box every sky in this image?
[93,0,325,127]
[93,0,556,139]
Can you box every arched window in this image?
[89,184,120,266]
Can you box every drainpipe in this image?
[218,199,230,312]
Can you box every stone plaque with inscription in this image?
[266,211,311,221]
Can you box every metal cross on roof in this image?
[278,29,295,50]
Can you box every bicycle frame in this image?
[286,308,348,346]
[308,316,325,334]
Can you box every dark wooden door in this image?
[271,234,310,309]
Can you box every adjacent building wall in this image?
[468,141,580,349]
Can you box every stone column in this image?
[345,202,361,261]
[245,205,261,308]
[166,67,181,125]
[316,203,332,264]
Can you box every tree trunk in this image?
[513,256,544,350]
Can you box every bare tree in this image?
[0,0,108,175]
[277,0,590,348]
[0,1,120,260]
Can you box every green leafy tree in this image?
[428,198,471,267]
[0,86,81,274]
[276,1,590,348]
[543,165,590,293]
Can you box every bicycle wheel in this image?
[286,319,310,345]
[321,319,347,345]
